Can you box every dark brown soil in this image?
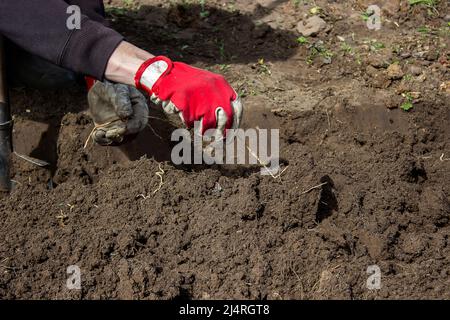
[1,0,449,299]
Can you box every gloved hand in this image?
[134,56,243,136]
[87,79,149,146]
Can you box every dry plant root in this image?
[440,153,450,162]
[300,182,328,195]
[56,209,68,227]
[245,144,289,179]
[153,163,165,194]
[83,119,122,149]
[55,204,74,227]
[242,127,288,179]
[147,123,163,140]
[135,163,166,199]
[146,115,171,140]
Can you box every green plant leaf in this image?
[297,36,309,45]
[401,101,414,111]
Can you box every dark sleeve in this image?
[0,0,124,80]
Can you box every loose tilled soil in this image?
[1,0,449,299]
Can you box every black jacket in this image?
[0,0,124,80]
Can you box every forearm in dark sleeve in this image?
[0,0,124,80]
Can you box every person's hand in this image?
[87,80,148,146]
[134,56,243,136]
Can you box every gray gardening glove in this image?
[87,80,149,146]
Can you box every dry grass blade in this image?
[300,182,328,195]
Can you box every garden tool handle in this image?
[0,36,12,192]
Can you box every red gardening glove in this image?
[85,76,97,91]
[134,56,243,136]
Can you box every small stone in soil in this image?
[297,16,327,37]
